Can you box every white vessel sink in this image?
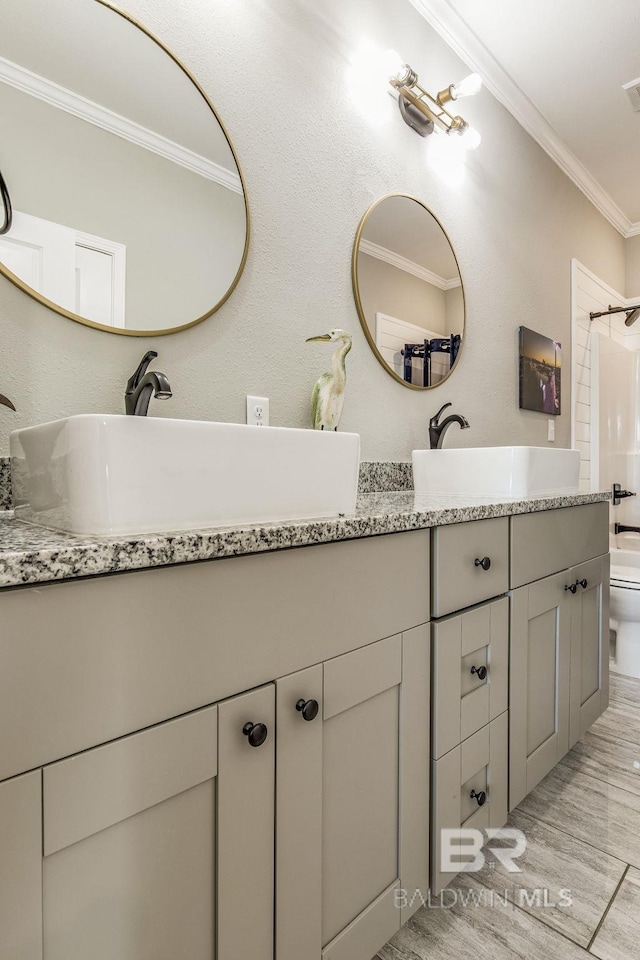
[412,446,580,498]
[10,415,361,536]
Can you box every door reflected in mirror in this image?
[0,0,249,335]
[352,194,465,389]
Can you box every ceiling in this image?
[410,0,640,236]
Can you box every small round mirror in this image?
[352,194,465,389]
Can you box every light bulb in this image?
[349,43,406,90]
[460,125,482,150]
[347,43,407,126]
[427,133,466,187]
[381,49,407,82]
[450,72,483,100]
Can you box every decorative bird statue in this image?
[306,328,352,430]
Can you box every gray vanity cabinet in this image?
[40,687,275,960]
[0,770,43,960]
[275,626,430,960]
[509,573,571,809]
[568,554,610,748]
[509,503,610,810]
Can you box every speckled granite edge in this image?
[358,461,413,493]
[0,490,610,589]
[0,458,11,511]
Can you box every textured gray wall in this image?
[625,236,640,298]
[0,0,626,457]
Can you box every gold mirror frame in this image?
[351,193,465,390]
[0,0,250,337]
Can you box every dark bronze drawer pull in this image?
[565,582,578,594]
[296,698,319,721]
[474,557,491,571]
[471,665,488,681]
[242,721,268,747]
[470,789,487,806]
[578,578,588,589]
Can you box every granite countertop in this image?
[0,489,610,589]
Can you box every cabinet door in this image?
[510,573,571,809]
[275,664,324,960]
[42,689,275,960]
[0,770,43,960]
[275,627,430,960]
[218,684,275,960]
[569,554,610,748]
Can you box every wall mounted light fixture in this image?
[590,303,640,327]
[386,53,482,150]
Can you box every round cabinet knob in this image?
[471,665,488,681]
[474,557,491,571]
[296,698,319,722]
[578,578,588,589]
[565,582,578,594]
[242,721,268,747]
[470,789,487,807]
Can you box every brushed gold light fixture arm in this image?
[387,61,481,148]
[390,74,468,136]
[436,84,455,105]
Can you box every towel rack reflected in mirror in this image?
[0,167,12,236]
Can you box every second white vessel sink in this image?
[412,446,580,498]
[11,415,361,536]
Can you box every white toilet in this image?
[610,548,640,678]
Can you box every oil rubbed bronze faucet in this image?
[125,351,172,416]
[428,402,470,449]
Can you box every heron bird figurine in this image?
[306,328,352,430]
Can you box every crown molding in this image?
[408,0,640,238]
[359,238,461,289]
[0,56,242,195]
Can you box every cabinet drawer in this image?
[432,518,509,617]
[431,712,508,895]
[432,597,509,759]
[510,502,609,588]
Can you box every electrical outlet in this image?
[547,419,555,442]
[246,395,269,427]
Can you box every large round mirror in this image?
[352,194,464,389]
[0,0,249,335]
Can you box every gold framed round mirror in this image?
[0,0,249,335]
[352,194,465,389]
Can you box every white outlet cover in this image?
[246,395,269,427]
[623,76,640,112]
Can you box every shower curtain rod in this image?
[590,304,640,320]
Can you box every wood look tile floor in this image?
[376,672,640,960]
